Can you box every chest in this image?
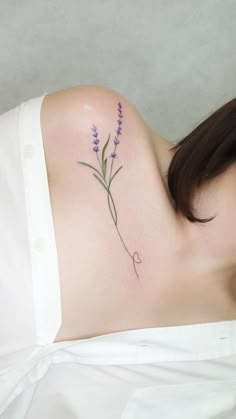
[48,159,171,342]
[47,164,235,344]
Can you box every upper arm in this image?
[40,84,151,191]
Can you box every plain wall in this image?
[0,0,235,144]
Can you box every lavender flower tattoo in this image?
[77,102,142,280]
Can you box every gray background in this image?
[0,0,234,144]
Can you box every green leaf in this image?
[102,158,108,178]
[93,173,108,192]
[108,165,123,187]
[104,158,107,177]
[102,134,110,168]
[77,161,104,181]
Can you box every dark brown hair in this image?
[167,97,236,223]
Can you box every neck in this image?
[147,128,236,293]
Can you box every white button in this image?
[138,343,152,347]
[33,237,46,252]
[24,144,34,159]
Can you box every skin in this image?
[148,127,236,304]
[40,85,236,342]
[42,85,236,288]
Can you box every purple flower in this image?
[110,102,123,159]
[91,124,100,154]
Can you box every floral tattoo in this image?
[77,101,142,280]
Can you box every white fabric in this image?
[0,93,236,418]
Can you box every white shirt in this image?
[0,93,236,419]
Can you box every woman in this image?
[0,84,236,418]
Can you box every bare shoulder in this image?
[40,84,152,185]
[41,84,149,126]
